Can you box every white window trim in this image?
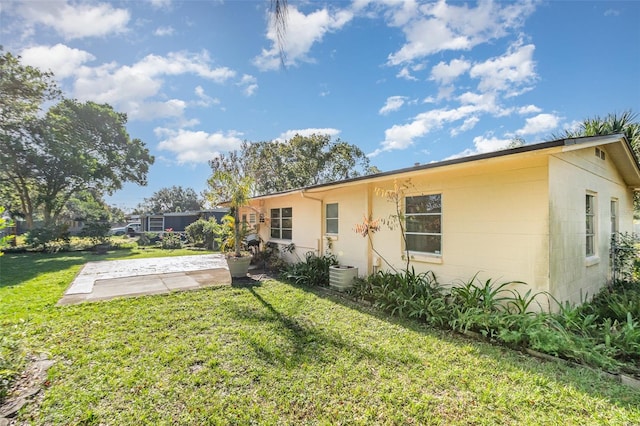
[270,207,293,241]
[325,202,339,236]
[404,193,443,257]
[585,191,597,260]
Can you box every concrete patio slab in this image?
[58,254,232,305]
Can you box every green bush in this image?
[185,218,221,250]
[285,252,338,287]
[80,221,111,245]
[350,268,640,375]
[25,224,70,252]
[160,230,182,250]
[137,232,160,247]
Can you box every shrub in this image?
[137,232,160,247]
[160,229,182,250]
[286,252,338,287]
[25,224,70,252]
[80,221,111,245]
[354,268,448,326]
[253,242,288,272]
[185,218,221,250]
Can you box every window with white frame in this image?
[586,193,596,257]
[326,203,338,234]
[270,207,292,240]
[611,199,618,235]
[405,194,442,255]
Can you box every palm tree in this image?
[556,110,640,156]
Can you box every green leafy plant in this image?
[610,232,639,282]
[185,218,221,250]
[25,224,70,252]
[79,221,111,246]
[285,252,338,287]
[160,228,183,250]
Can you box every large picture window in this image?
[586,193,596,257]
[405,194,442,255]
[326,203,339,234]
[271,207,292,240]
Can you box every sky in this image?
[1,0,639,211]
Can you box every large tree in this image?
[137,185,203,213]
[0,50,60,227]
[1,52,154,226]
[209,134,378,197]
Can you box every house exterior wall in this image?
[548,145,635,305]
[247,193,322,264]
[368,154,551,296]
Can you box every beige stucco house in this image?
[243,134,640,306]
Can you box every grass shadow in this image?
[230,284,422,369]
[284,280,640,412]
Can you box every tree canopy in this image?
[136,186,203,214]
[555,110,640,155]
[0,50,154,227]
[208,133,378,197]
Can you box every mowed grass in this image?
[1,251,639,425]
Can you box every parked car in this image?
[109,223,141,236]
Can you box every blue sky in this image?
[1,0,639,211]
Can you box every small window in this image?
[270,207,292,240]
[405,194,442,255]
[586,194,596,257]
[249,213,257,224]
[611,199,618,235]
[326,203,339,234]
[259,213,265,223]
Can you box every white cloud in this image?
[194,86,219,107]
[254,5,354,71]
[516,113,560,135]
[154,26,174,36]
[469,41,537,95]
[377,100,502,154]
[604,9,620,17]
[379,96,407,115]
[20,44,95,79]
[238,74,258,96]
[148,0,172,9]
[277,128,341,141]
[450,116,479,137]
[17,1,130,40]
[387,0,536,65]
[155,127,244,164]
[430,58,470,85]
[128,99,186,121]
[445,134,512,159]
[518,104,542,115]
[72,50,235,120]
[397,67,418,81]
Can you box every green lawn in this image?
[1,250,639,425]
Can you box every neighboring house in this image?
[244,134,640,306]
[138,209,229,233]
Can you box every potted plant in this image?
[207,171,254,278]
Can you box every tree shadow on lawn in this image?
[244,281,640,413]
[226,283,422,369]
[0,249,137,289]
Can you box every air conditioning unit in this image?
[329,265,358,291]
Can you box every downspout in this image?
[301,190,324,255]
[367,182,375,275]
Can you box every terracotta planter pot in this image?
[227,255,252,278]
